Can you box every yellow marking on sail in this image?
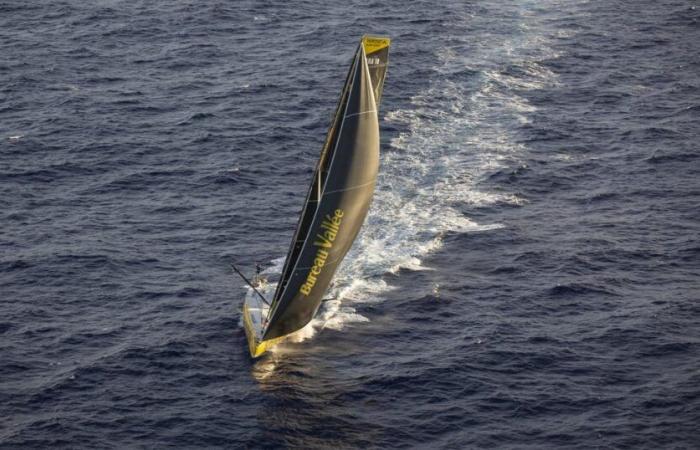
[362,35,390,54]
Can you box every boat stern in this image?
[243,302,265,357]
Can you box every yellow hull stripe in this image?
[242,303,287,358]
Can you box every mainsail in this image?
[243,35,390,356]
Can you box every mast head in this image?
[361,35,391,54]
[360,35,391,108]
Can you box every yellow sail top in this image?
[362,35,391,55]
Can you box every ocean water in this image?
[2,0,699,448]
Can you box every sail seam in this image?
[295,255,345,272]
[322,177,376,195]
[344,109,376,119]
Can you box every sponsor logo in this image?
[299,209,344,296]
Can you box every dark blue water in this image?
[2,0,699,448]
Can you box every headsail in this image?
[243,36,390,355]
[268,48,359,318]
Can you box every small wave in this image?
[0,322,13,334]
[0,259,33,272]
[178,112,216,125]
[547,283,621,298]
[645,150,699,164]
[638,342,696,358]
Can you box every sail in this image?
[262,38,390,341]
[268,50,359,313]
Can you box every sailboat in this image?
[241,35,391,358]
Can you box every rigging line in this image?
[344,109,376,119]
[322,177,376,196]
[318,161,322,201]
[231,264,270,307]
